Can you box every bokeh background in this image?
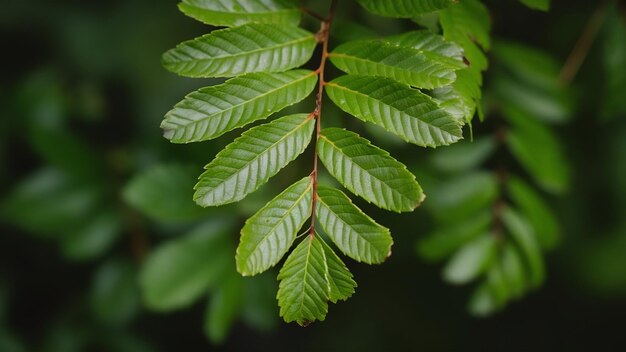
[1,0,625,351]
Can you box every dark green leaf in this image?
[357,0,454,18]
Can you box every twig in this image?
[559,1,610,84]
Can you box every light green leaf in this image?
[442,235,497,285]
[277,235,330,326]
[468,281,497,317]
[205,272,243,344]
[503,106,570,194]
[430,136,496,173]
[162,69,317,143]
[325,75,462,147]
[318,128,424,212]
[431,68,482,123]
[237,176,313,276]
[519,0,550,11]
[418,209,492,262]
[139,220,233,311]
[123,164,208,223]
[357,0,454,18]
[425,172,499,222]
[500,243,527,299]
[194,114,315,207]
[319,237,357,303]
[502,207,545,288]
[90,259,140,326]
[439,0,490,72]
[316,185,392,264]
[384,30,464,60]
[178,0,301,27]
[329,40,464,89]
[163,23,316,78]
[507,176,560,249]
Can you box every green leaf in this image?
[384,30,464,60]
[163,23,316,78]
[319,237,357,303]
[139,220,233,311]
[237,176,313,276]
[502,207,545,288]
[418,209,492,262]
[205,272,243,344]
[507,176,560,249]
[503,106,570,194]
[425,172,499,222]
[329,40,464,89]
[123,164,208,223]
[241,274,279,331]
[318,128,424,212]
[439,0,490,72]
[431,69,482,123]
[162,69,317,143]
[500,243,527,299]
[277,235,330,326]
[316,185,392,264]
[325,75,462,147]
[194,114,315,207]
[90,259,140,326]
[519,0,550,11]
[357,0,454,18]
[442,235,497,285]
[178,0,301,27]
[429,136,496,173]
[60,209,122,261]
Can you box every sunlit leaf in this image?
[162,69,317,143]
[318,128,424,212]
[178,0,301,27]
[194,114,314,207]
[163,23,316,78]
[316,185,392,264]
[325,75,462,147]
[237,176,313,276]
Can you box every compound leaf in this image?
[329,40,465,89]
[357,0,454,18]
[277,235,330,326]
[325,75,462,147]
[237,176,313,276]
[318,128,424,212]
[163,23,316,78]
[162,69,317,143]
[194,114,315,207]
[178,0,301,27]
[316,185,392,264]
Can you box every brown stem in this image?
[309,0,338,238]
[559,0,610,84]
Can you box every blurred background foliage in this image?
[1,0,626,351]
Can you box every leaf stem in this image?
[309,0,338,238]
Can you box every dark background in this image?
[1,1,625,351]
